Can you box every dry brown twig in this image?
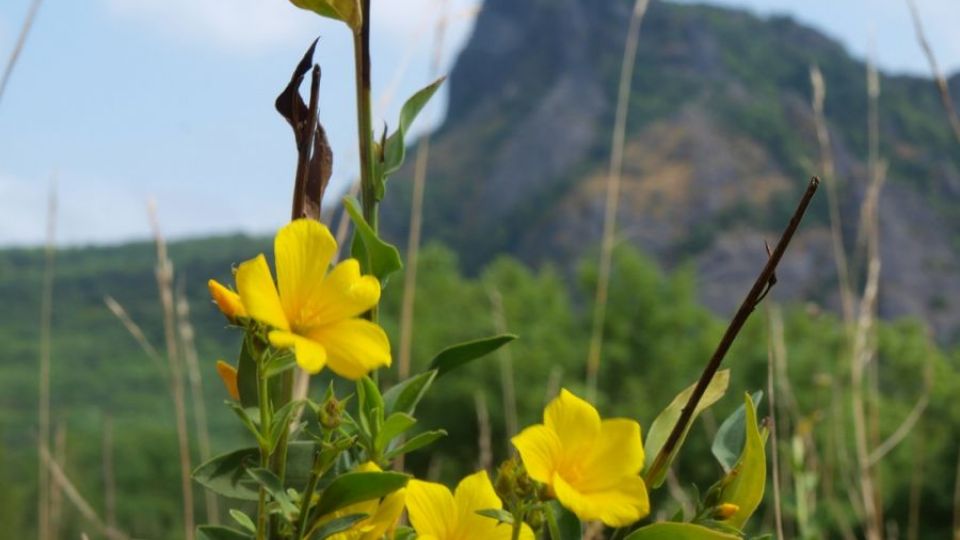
[905,0,960,144]
[37,178,56,540]
[0,0,44,107]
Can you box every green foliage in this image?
[344,196,403,284]
[624,522,741,540]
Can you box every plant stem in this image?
[644,177,820,484]
[295,450,324,540]
[510,506,526,540]
[256,344,272,540]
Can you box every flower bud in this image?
[712,503,740,520]
[319,395,344,430]
[215,360,240,400]
[208,279,246,321]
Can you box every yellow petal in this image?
[208,279,247,319]
[308,319,391,379]
[215,360,240,400]
[544,389,600,455]
[407,479,458,539]
[269,330,327,374]
[552,472,649,528]
[308,259,381,325]
[511,425,561,484]
[453,471,504,532]
[274,219,337,323]
[237,254,290,331]
[361,488,405,540]
[577,419,645,491]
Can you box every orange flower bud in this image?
[215,360,240,400]
[208,279,246,320]
[712,503,740,520]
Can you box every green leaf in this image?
[269,399,306,454]
[314,471,409,516]
[715,393,766,529]
[193,447,261,501]
[544,500,581,540]
[384,429,446,459]
[228,509,256,533]
[247,468,297,515]
[312,513,369,539]
[383,77,445,179]
[712,391,763,473]
[383,370,437,416]
[227,402,266,447]
[193,442,318,501]
[236,339,260,409]
[197,525,253,540]
[343,196,403,284]
[623,522,741,540]
[643,369,730,488]
[263,352,297,379]
[428,334,517,378]
[393,527,416,540]
[375,412,416,453]
[289,0,361,30]
[476,508,514,524]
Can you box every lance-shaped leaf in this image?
[313,471,409,516]
[384,429,446,459]
[382,369,437,416]
[623,522,741,540]
[428,334,517,378]
[715,393,766,529]
[644,369,730,488]
[382,78,445,181]
[312,514,369,539]
[343,196,402,283]
[289,0,361,31]
[275,38,332,220]
[712,391,763,473]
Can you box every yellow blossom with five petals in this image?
[406,470,534,540]
[511,388,650,527]
[233,218,391,378]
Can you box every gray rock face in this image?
[381,0,960,342]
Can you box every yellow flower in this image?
[235,219,390,378]
[215,360,240,400]
[316,462,406,540]
[406,471,534,540]
[511,389,650,527]
[208,279,247,320]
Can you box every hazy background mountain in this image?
[381,0,960,341]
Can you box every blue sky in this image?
[0,0,957,246]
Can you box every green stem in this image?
[256,344,272,540]
[295,450,324,540]
[511,507,526,540]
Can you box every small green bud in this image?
[318,395,343,430]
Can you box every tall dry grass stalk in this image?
[103,295,166,373]
[585,0,651,401]
[765,305,785,540]
[398,0,449,380]
[474,391,492,472]
[487,287,518,446]
[905,0,960,144]
[50,420,66,539]
[177,286,220,524]
[40,444,129,540]
[148,202,195,540]
[0,0,44,107]
[102,415,117,532]
[809,65,855,324]
[37,180,56,540]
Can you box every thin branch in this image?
[645,177,820,484]
[905,0,960,144]
[0,0,44,108]
[585,0,651,401]
[488,287,518,446]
